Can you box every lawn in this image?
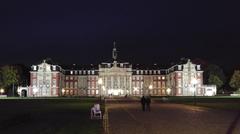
[0,97,103,134]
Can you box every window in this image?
[178,65,182,70]
[74,82,78,88]
[52,65,56,71]
[162,76,165,80]
[33,66,37,71]
[136,70,139,75]
[70,82,73,88]
[145,70,148,74]
[66,76,69,80]
[197,65,201,70]
[70,71,73,75]
[52,79,56,87]
[66,82,69,88]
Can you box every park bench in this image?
[90,104,102,119]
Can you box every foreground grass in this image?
[0,98,103,134]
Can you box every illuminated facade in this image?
[28,45,207,97]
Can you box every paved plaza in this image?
[106,98,240,134]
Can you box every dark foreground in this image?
[106,98,240,134]
[0,98,102,134]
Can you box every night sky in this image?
[1,0,240,72]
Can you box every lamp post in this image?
[166,88,171,96]
[0,88,4,95]
[62,88,65,96]
[149,84,153,95]
[33,87,38,97]
[102,86,106,96]
[98,78,103,99]
[191,78,198,105]
[133,87,138,96]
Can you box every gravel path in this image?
[107,99,240,134]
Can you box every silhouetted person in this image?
[146,96,151,111]
[141,96,146,111]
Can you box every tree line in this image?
[0,65,29,96]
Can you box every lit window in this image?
[33,66,37,71]
[178,65,182,70]
[153,70,156,74]
[52,65,56,71]
[70,71,73,75]
[162,76,165,80]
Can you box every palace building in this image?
[25,45,216,97]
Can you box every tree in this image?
[204,64,226,89]
[208,74,224,89]
[0,65,20,96]
[229,70,240,91]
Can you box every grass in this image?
[0,97,103,134]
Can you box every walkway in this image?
[106,98,240,134]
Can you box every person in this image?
[145,95,151,111]
[140,96,146,111]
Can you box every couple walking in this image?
[141,95,151,111]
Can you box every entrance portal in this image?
[21,90,27,97]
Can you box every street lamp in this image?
[0,89,4,95]
[149,84,153,95]
[98,78,103,98]
[33,87,38,97]
[166,88,171,96]
[191,78,198,105]
[62,88,65,96]
[102,86,106,96]
[133,87,138,96]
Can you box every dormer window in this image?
[52,65,56,71]
[33,66,37,71]
[74,70,78,75]
[136,70,139,75]
[197,65,201,70]
[178,65,182,70]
